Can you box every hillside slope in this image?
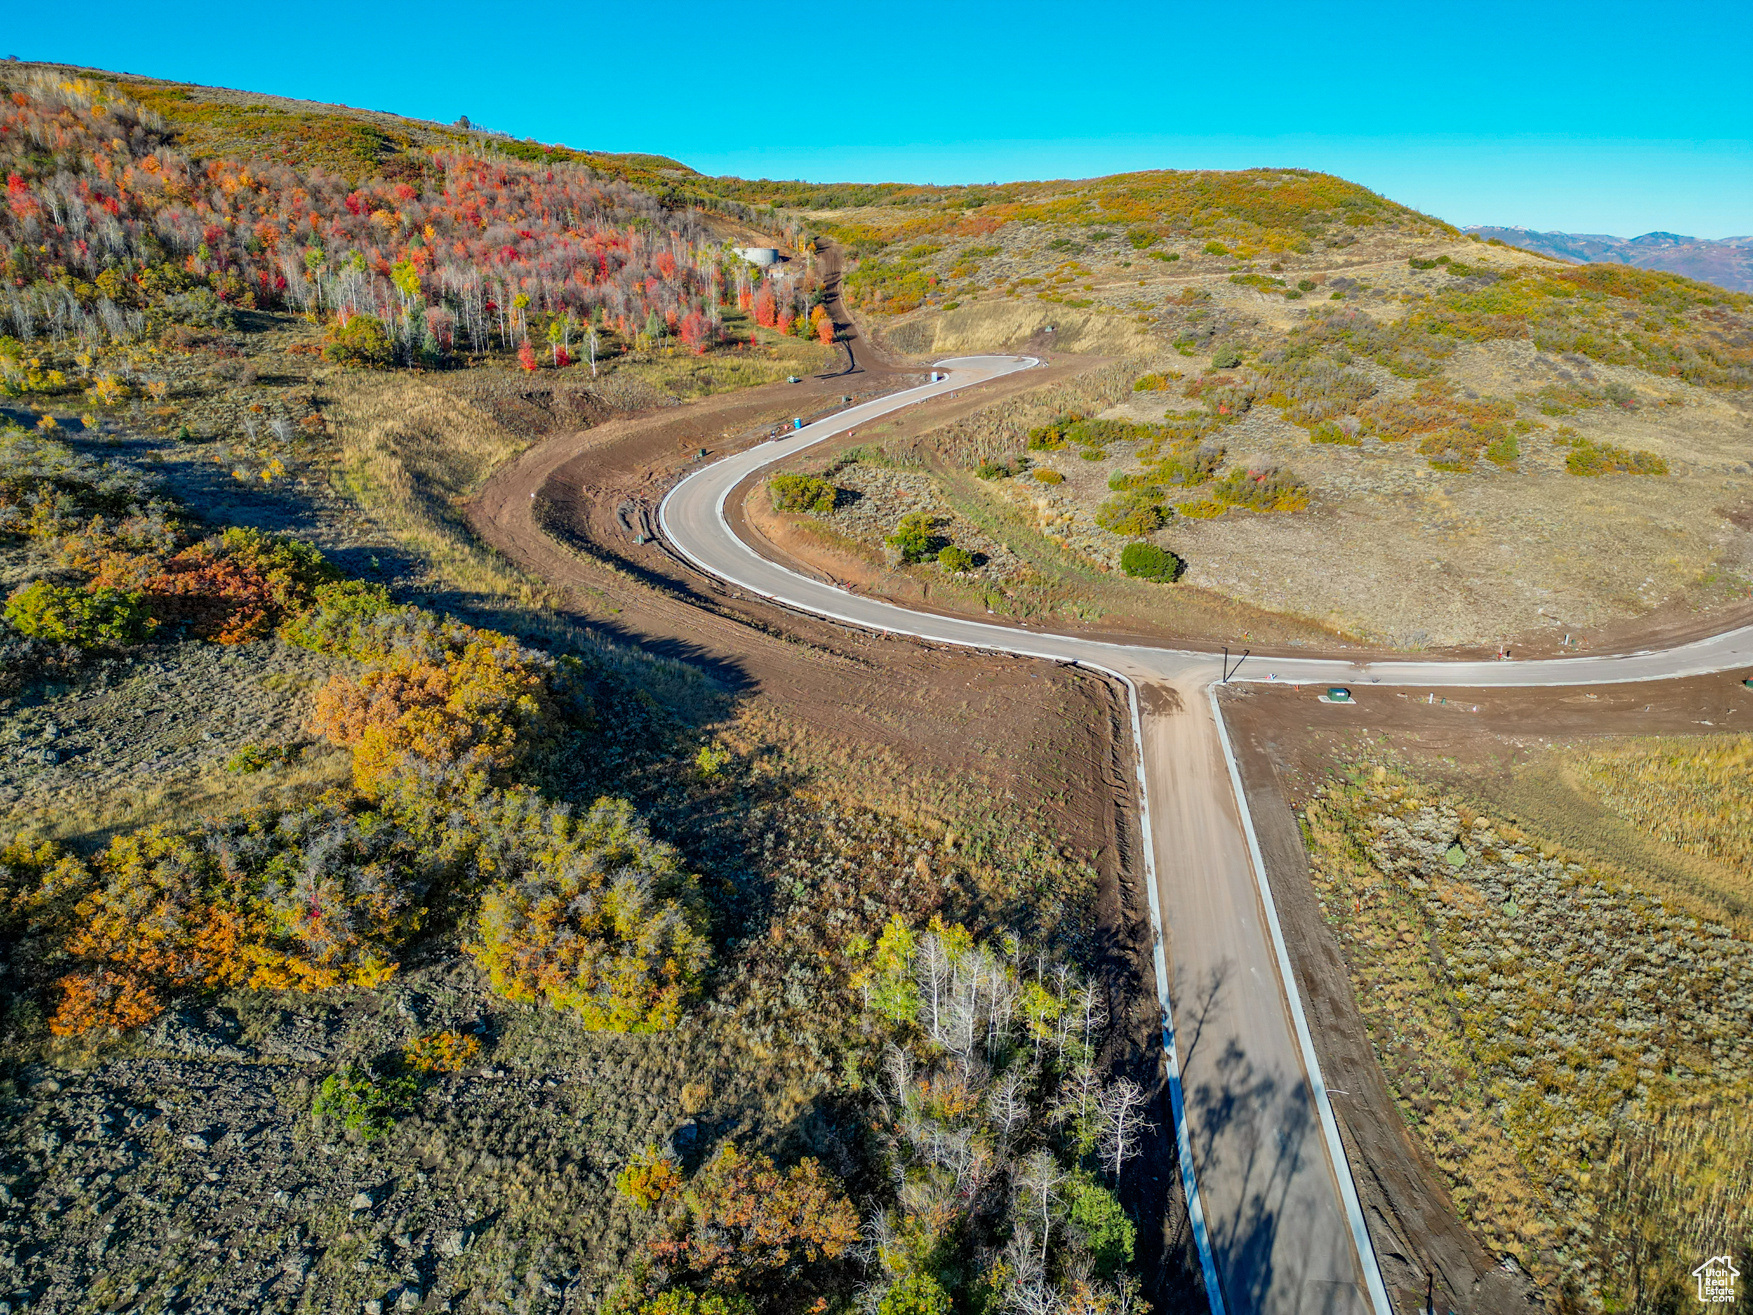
[0,62,1178,1315]
[762,176,1753,647]
[1466,226,1753,294]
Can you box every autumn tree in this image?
[648,1144,859,1291]
[853,919,1148,1312]
[470,796,711,1031]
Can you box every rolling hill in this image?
[1465,226,1753,293]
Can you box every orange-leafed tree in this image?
[50,969,163,1037]
[648,1144,860,1291]
[50,827,259,1034]
[312,630,552,797]
[47,805,429,1034]
[810,304,835,346]
[140,527,334,643]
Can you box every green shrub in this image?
[321,313,393,367]
[1095,491,1167,536]
[1211,466,1310,512]
[312,1065,416,1140]
[694,744,732,778]
[1565,439,1668,476]
[1297,278,1317,292]
[974,458,1013,479]
[155,287,234,330]
[1126,229,1160,249]
[886,512,942,563]
[1025,412,1084,451]
[1310,421,1359,445]
[1230,273,1286,291]
[1203,241,1229,255]
[1033,468,1064,484]
[1176,497,1226,519]
[1211,347,1243,369]
[1484,432,1519,467]
[224,743,300,774]
[768,473,838,514]
[637,1292,754,1315]
[878,1272,953,1315]
[1066,1169,1136,1278]
[937,545,974,573]
[1147,250,1180,263]
[4,581,155,647]
[1120,542,1183,582]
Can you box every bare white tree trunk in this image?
[1098,1078,1151,1182]
[1016,1149,1066,1271]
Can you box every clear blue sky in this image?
[12,0,1752,237]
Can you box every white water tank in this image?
[735,247,781,268]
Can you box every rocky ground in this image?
[1,968,767,1315]
[0,640,344,844]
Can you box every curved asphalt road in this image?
[656,354,1753,1315]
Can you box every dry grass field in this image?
[1301,763,1753,1310]
[793,187,1753,646]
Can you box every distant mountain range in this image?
[1464,226,1753,293]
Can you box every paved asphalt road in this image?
[656,355,1753,1315]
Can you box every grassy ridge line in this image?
[18,59,699,188]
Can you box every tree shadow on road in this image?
[1186,1032,1366,1315]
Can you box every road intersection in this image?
[657,355,1753,1315]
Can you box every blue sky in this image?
[11,0,1751,237]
